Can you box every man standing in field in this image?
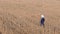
[40,15,45,27]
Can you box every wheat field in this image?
[0,0,60,34]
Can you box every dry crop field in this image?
[0,0,60,34]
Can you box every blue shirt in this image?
[40,18,45,25]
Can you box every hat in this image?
[41,15,44,18]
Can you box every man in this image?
[40,15,45,27]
